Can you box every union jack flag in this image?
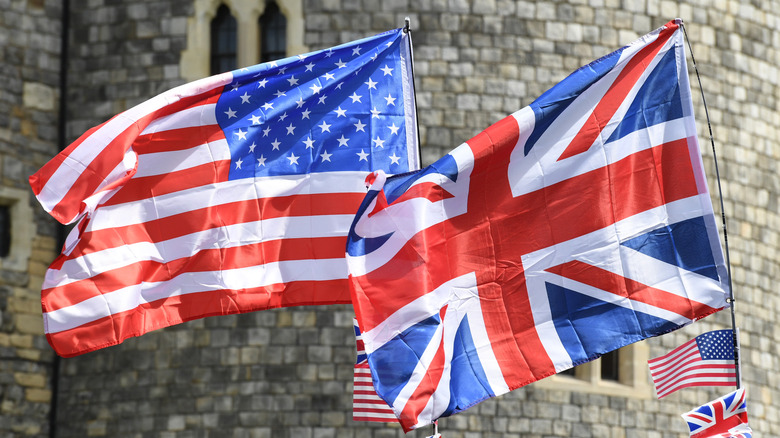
[346,19,730,431]
[682,389,752,438]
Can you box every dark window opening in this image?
[600,350,620,382]
[0,205,11,258]
[259,1,286,63]
[210,4,237,74]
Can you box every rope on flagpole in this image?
[403,17,424,167]
[680,20,741,390]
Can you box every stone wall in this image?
[14,0,780,437]
[0,0,63,435]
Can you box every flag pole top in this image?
[404,17,411,33]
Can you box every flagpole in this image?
[403,16,424,166]
[680,20,742,390]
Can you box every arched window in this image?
[259,1,287,63]
[210,4,237,74]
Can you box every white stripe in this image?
[139,103,219,135]
[657,375,736,397]
[352,412,396,420]
[134,138,231,178]
[44,213,354,289]
[89,171,371,231]
[654,360,735,388]
[648,343,699,376]
[37,73,232,215]
[43,257,347,334]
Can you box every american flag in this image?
[649,329,737,399]
[346,19,729,431]
[352,318,398,423]
[29,28,419,357]
[681,388,752,438]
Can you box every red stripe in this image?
[55,191,366,267]
[42,235,348,311]
[101,160,232,206]
[46,278,351,357]
[657,375,737,399]
[557,23,677,161]
[133,124,226,154]
[545,260,719,320]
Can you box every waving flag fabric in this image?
[353,318,398,423]
[346,19,729,431]
[30,28,419,357]
[649,329,737,398]
[682,389,752,438]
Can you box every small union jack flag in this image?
[682,388,752,438]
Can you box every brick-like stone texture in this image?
[4,0,780,436]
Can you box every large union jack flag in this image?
[346,19,730,431]
[682,388,752,438]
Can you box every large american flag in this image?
[29,28,419,357]
[346,20,729,431]
[649,329,738,399]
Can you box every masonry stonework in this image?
[2,1,779,437]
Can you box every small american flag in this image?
[353,318,398,423]
[649,329,737,399]
[30,28,419,357]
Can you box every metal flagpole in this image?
[680,20,742,389]
[403,16,424,165]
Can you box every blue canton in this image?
[697,329,735,360]
[215,29,412,179]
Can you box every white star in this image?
[240,92,251,104]
[277,66,288,75]
[320,150,332,162]
[303,137,316,149]
[224,107,237,118]
[388,123,400,135]
[334,106,347,117]
[318,95,327,104]
[305,62,315,72]
[352,46,362,56]
[349,92,362,103]
[249,114,262,125]
[335,82,344,90]
[230,83,240,92]
[325,50,334,58]
[318,120,332,133]
[278,112,288,121]
[370,53,378,62]
[248,142,257,153]
[323,72,335,81]
[356,149,369,161]
[335,59,347,68]
[354,120,366,132]
[384,93,396,106]
[296,97,305,108]
[262,102,274,111]
[365,78,378,90]
[336,135,349,147]
[285,123,296,135]
[274,89,286,98]
[389,153,401,165]
[263,126,271,137]
[301,109,311,120]
[269,60,278,67]
[235,129,247,140]
[287,75,299,86]
[257,155,267,166]
[287,153,299,165]
[310,83,322,94]
[257,78,268,88]
[298,54,307,61]
[380,64,393,76]
[371,107,381,119]
[235,157,243,169]
[372,136,385,148]
[271,138,281,150]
